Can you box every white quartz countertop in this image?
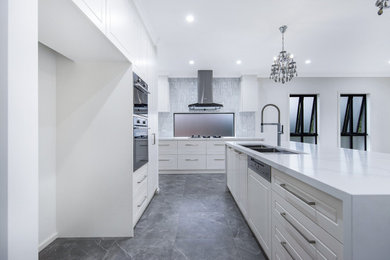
[159,137,265,141]
[226,141,390,199]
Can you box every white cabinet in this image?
[159,141,178,155]
[206,141,226,155]
[240,75,259,112]
[226,147,234,190]
[159,155,178,170]
[133,164,148,226]
[238,154,248,216]
[247,167,272,258]
[72,0,106,32]
[178,155,207,170]
[207,155,225,170]
[178,141,207,154]
[158,76,170,112]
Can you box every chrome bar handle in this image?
[280,212,316,244]
[280,184,316,206]
[185,159,199,161]
[152,133,156,145]
[281,242,295,260]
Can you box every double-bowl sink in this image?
[241,144,301,154]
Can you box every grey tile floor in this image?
[40,174,267,260]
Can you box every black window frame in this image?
[340,94,367,150]
[289,95,318,144]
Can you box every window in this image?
[340,94,367,150]
[289,95,318,144]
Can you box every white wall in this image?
[1,0,39,259]
[56,56,133,237]
[257,77,390,153]
[38,44,57,249]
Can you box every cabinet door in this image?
[238,154,248,216]
[248,169,271,258]
[226,147,233,190]
[106,0,137,61]
[72,0,106,32]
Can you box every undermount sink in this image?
[242,145,301,154]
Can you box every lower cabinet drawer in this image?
[206,141,226,155]
[273,219,312,260]
[133,164,148,192]
[133,179,148,223]
[207,155,225,169]
[178,155,206,170]
[272,191,343,260]
[159,155,178,170]
[272,168,343,242]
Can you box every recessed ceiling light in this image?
[236,60,242,65]
[189,60,195,65]
[388,60,390,64]
[186,14,194,23]
[305,59,312,64]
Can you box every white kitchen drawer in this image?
[159,155,178,170]
[178,155,206,169]
[159,141,178,155]
[133,178,148,224]
[133,165,148,194]
[272,191,343,260]
[272,168,343,242]
[273,218,312,260]
[206,155,225,170]
[178,141,207,155]
[206,141,226,155]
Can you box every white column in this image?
[0,0,39,259]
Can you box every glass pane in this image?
[340,96,348,133]
[303,97,314,133]
[303,136,316,144]
[353,136,366,150]
[290,136,301,142]
[341,136,351,149]
[289,97,299,133]
[352,96,363,133]
[359,108,366,133]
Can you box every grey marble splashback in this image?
[159,78,256,137]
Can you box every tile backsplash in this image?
[159,78,256,137]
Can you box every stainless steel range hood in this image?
[188,70,223,110]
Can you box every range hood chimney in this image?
[188,70,223,110]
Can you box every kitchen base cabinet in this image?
[247,167,272,258]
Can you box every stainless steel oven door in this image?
[133,126,148,171]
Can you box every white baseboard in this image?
[39,232,58,251]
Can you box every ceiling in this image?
[134,0,390,77]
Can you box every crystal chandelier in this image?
[270,25,297,84]
[376,0,389,15]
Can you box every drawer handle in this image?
[281,212,316,244]
[140,145,148,147]
[159,144,170,146]
[214,144,225,146]
[214,159,225,161]
[185,159,199,161]
[281,242,295,260]
[185,144,198,146]
[137,175,147,184]
[159,159,170,162]
[280,184,316,206]
[137,196,147,208]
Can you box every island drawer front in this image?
[206,141,226,155]
[273,219,312,260]
[207,155,225,169]
[178,141,207,154]
[159,155,178,170]
[178,155,207,169]
[272,169,343,243]
[272,191,344,260]
[159,141,178,155]
[133,177,148,221]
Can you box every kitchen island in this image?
[226,141,390,260]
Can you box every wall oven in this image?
[133,115,148,171]
[133,72,149,115]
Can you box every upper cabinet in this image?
[158,76,170,112]
[72,0,106,32]
[240,75,259,112]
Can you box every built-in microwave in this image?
[133,72,149,115]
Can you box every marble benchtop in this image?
[226,141,390,199]
[159,137,265,141]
